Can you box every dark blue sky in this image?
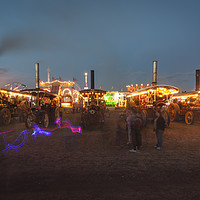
[0,0,200,91]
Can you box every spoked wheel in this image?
[43,113,49,128]
[167,103,180,121]
[25,114,36,128]
[0,108,11,125]
[185,111,194,125]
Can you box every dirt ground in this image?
[0,108,200,200]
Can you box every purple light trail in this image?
[1,118,82,152]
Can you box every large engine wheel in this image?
[185,111,194,125]
[167,103,180,121]
[25,114,36,128]
[156,101,166,110]
[0,108,11,125]
[43,113,49,128]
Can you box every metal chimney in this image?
[152,60,157,86]
[35,62,40,89]
[196,69,200,91]
[91,70,94,89]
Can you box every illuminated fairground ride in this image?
[39,79,82,110]
[126,85,179,126]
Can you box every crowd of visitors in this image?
[116,107,166,152]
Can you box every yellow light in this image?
[61,102,72,108]
[127,90,148,97]
[172,94,198,100]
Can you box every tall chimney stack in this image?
[196,69,200,91]
[91,70,94,89]
[152,60,157,86]
[35,62,40,89]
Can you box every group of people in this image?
[125,108,166,152]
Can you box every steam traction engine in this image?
[80,70,106,128]
[168,69,200,125]
[168,91,200,125]
[21,89,61,128]
[80,89,106,128]
[126,61,179,126]
[0,88,32,125]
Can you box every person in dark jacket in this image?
[129,112,142,152]
[154,111,166,150]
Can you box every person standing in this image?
[126,110,132,145]
[154,111,166,150]
[129,112,142,152]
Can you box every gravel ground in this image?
[0,109,200,200]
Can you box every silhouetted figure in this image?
[129,112,142,152]
[154,111,166,150]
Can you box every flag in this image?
[73,77,77,82]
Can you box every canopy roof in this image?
[20,88,60,99]
[171,91,200,98]
[80,89,106,97]
[127,85,179,98]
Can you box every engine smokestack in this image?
[196,69,200,91]
[35,62,40,89]
[91,70,94,89]
[152,60,157,86]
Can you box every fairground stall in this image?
[168,91,200,124]
[126,85,179,126]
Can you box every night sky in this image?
[0,0,200,92]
